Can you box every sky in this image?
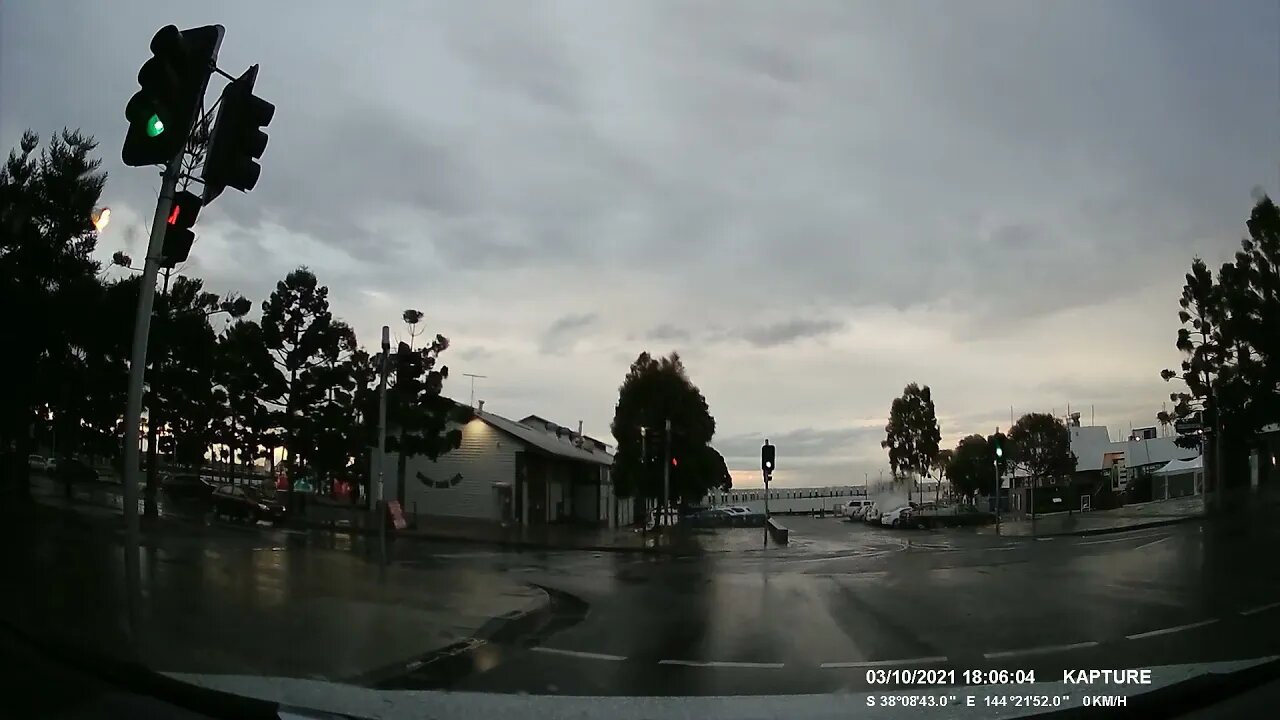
[3,1,1278,488]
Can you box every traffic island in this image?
[766,517,789,544]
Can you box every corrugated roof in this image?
[1124,436,1199,469]
[476,409,613,466]
[1070,426,1117,472]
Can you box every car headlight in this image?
[257,503,270,511]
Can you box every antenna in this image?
[461,373,487,408]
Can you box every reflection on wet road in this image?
[8,492,1280,696]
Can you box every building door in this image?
[494,483,514,524]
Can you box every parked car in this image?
[54,458,98,484]
[685,508,734,527]
[211,484,287,525]
[27,455,48,473]
[880,505,913,528]
[162,473,218,500]
[864,504,883,523]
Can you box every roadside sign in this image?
[1175,420,1202,434]
[1080,495,1092,512]
[387,500,407,530]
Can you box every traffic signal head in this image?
[160,190,203,268]
[762,441,775,472]
[202,64,275,204]
[122,25,224,168]
[671,457,678,468]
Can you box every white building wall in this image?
[391,418,520,520]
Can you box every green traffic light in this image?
[996,446,1003,458]
[146,114,165,137]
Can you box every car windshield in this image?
[6,2,1280,717]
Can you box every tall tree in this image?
[0,130,106,496]
[610,352,718,513]
[385,308,464,506]
[258,268,350,492]
[1008,413,1076,495]
[215,319,281,481]
[946,434,995,504]
[881,383,941,501]
[1158,258,1228,450]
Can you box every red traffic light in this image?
[166,190,202,229]
[671,457,678,467]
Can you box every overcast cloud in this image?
[3,0,1277,487]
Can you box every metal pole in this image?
[640,427,648,532]
[376,326,390,563]
[993,457,1001,533]
[144,267,172,520]
[121,152,183,636]
[662,418,671,528]
[763,468,771,544]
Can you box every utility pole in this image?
[376,325,390,564]
[662,418,672,528]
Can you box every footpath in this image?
[4,491,551,684]
[28,474,714,555]
[985,494,1214,537]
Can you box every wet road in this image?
[10,485,1280,697]
[391,515,1280,696]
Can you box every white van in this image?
[843,499,872,519]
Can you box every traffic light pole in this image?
[121,151,184,636]
[662,419,671,529]
[376,326,390,566]
[992,456,1001,534]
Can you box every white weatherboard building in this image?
[388,401,636,528]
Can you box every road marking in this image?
[991,546,1019,552]
[1126,618,1219,640]
[1134,536,1172,550]
[1079,535,1161,546]
[532,647,627,661]
[983,641,1099,659]
[820,656,948,668]
[1036,537,1055,542]
[659,659,785,669]
[1240,601,1280,616]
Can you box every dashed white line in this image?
[532,647,627,661]
[1134,536,1172,550]
[659,659,785,669]
[1240,601,1280,616]
[1036,537,1055,542]
[820,656,949,669]
[983,641,1099,659]
[1125,618,1219,640]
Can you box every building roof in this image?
[477,408,613,466]
[392,400,614,466]
[517,414,613,454]
[1069,426,1116,472]
[1124,435,1199,470]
